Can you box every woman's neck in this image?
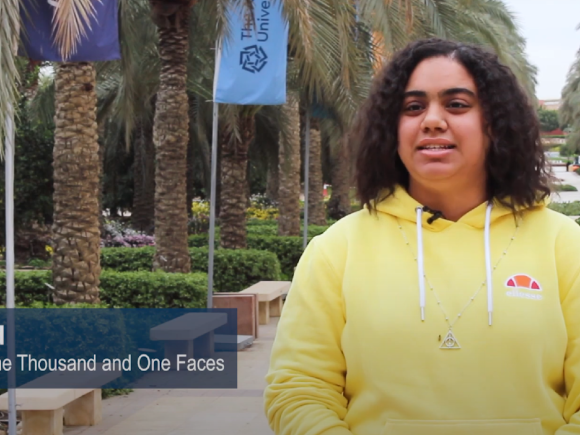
[408,181,488,222]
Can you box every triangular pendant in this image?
[440,330,461,349]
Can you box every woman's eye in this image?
[404,103,423,112]
[448,101,469,109]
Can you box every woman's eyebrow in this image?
[402,88,476,98]
[439,87,476,98]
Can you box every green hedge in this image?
[548,201,580,216]
[100,270,207,308]
[245,222,329,237]
[189,247,280,291]
[0,270,208,308]
[247,236,307,280]
[101,247,281,292]
[187,234,308,280]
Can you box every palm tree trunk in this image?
[220,113,254,249]
[132,121,155,233]
[52,62,101,304]
[151,10,191,273]
[307,119,327,225]
[266,146,279,202]
[278,93,301,236]
[327,133,352,220]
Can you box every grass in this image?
[554,184,578,192]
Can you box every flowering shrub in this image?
[101,220,155,248]
[246,194,279,220]
[189,200,210,234]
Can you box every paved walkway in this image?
[551,167,580,203]
[66,320,278,435]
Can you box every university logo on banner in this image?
[213,0,289,105]
[20,0,120,62]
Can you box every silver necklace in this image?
[396,219,519,349]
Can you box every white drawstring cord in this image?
[415,203,494,325]
[416,207,425,321]
[484,203,493,325]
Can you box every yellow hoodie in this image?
[264,185,580,435]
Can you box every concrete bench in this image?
[150,312,228,367]
[239,281,291,325]
[0,365,121,435]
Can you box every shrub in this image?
[100,270,207,308]
[0,270,53,305]
[247,236,307,280]
[189,200,210,234]
[101,246,156,272]
[101,220,155,248]
[246,194,279,220]
[187,233,314,280]
[189,248,281,292]
[548,201,580,216]
[100,247,281,292]
[188,234,215,248]
[0,270,207,308]
[554,184,578,192]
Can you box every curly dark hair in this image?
[352,38,552,213]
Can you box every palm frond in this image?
[51,0,99,61]
[0,0,21,152]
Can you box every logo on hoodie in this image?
[505,274,543,300]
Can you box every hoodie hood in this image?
[373,184,548,232]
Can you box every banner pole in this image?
[207,102,219,309]
[5,102,17,435]
[303,109,310,250]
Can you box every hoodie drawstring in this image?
[416,203,494,325]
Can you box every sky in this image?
[503,0,580,100]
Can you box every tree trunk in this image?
[187,125,195,218]
[151,10,191,273]
[132,121,155,233]
[52,62,101,304]
[327,133,352,220]
[278,94,301,236]
[220,114,254,249]
[307,119,327,225]
[266,146,279,202]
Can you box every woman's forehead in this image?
[405,57,477,95]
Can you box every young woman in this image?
[264,39,580,435]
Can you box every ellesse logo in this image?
[505,274,543,300]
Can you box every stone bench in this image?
[239,281,291,325]
[150,312,228,367]
[0,365,121,435]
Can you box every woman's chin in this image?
[415,163,459,181]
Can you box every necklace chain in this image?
[396,218,519,331]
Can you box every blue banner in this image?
[19,0,120,62]
[0,309,238,389]
[213,0,288,105]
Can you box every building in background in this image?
[539,99,561,111]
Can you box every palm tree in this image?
[0,0,110,304]
[307,117,327,226]
[219,107,258,249]
[327,131,353,220]
[12,1,106,304]
[278,92,301,236]
[560,41,580,153]
[51,61,102,304]
[148,0,194,273]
